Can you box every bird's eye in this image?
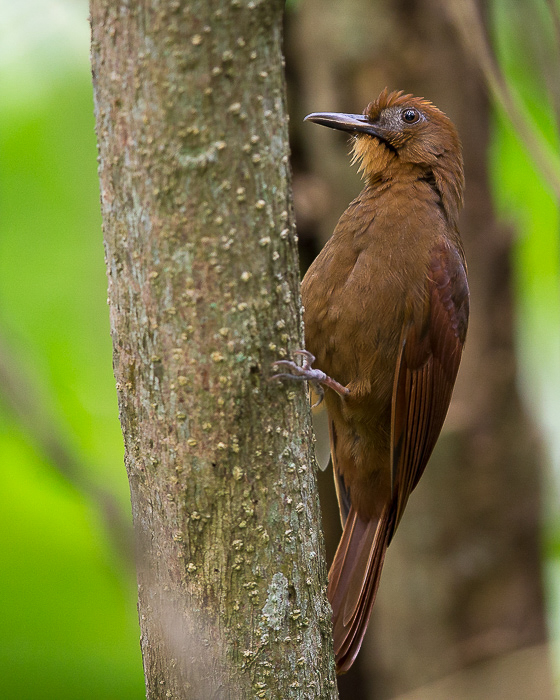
[401,109,420,124]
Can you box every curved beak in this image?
[304,112,386,141]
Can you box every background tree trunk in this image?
[90,1,338,698]
[286,0,555,698]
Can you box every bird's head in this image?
[305,89,464,225]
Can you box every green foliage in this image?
[0,7,144,698]
[490,0,560,525]
[490,0,560,680]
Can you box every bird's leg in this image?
[271,350,349,407]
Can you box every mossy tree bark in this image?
[90,1,337,698]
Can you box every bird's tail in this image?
[328,505,392,674]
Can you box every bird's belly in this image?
[302,222,432,514]
[306,270,411,399]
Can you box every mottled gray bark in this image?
[90,1,337,698]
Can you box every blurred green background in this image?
[491,0,560,680]
[1,1,559,698]
[0,1,144,697]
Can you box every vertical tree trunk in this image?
[90,1,338,698]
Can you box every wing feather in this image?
[391,243,468,530]
[328,242,468,674]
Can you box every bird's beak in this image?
[304,112,386,141]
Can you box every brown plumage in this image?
[278,89,469,673]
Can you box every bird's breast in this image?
[302,182,448,396]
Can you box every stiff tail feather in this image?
[327,505,392,674]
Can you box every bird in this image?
[273,88,469,673]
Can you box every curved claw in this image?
[271,360,308,376]
[310,387,324,408]
[270,350,349,401]
[271,360,327,383]
[292,349,316,368]
[270,370,325,407]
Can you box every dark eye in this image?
[401,108,420,124]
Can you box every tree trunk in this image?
[90,1,338,698]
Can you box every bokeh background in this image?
[1,0,559,698]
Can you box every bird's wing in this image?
[390,242,468,532]
[329,244,468,673]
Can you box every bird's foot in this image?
[271,350,349,407]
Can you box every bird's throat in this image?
[351,135,396,181]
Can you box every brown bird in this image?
[274,89,468,673]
